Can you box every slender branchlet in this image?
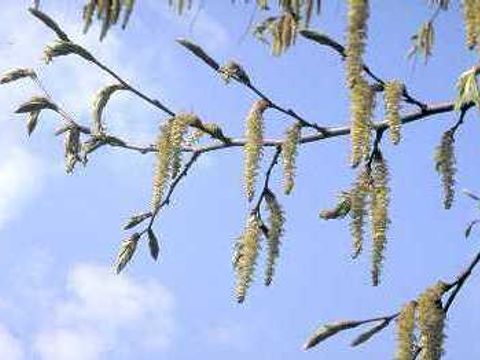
[370,151,390,286]
[395,301,417,360]
[319,191,351,220]
[264,189,286,286]
[384,80,404,145]
[233,213,262,303]
[244,99,269,201]
[417,282,448,360]
[350,168,371,258]
[462,0,478,50]
[434,129,456,209]
[151,120,174,212]
[346,0,369,89]
[350,77,374,167]
[282,123,301,195]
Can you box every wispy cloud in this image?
[33,264,175,360]
[0,324,25,360]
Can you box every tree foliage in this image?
[3,0,480,358]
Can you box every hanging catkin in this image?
[370,151,390,286]
[282,123,301,195]
[395,301,417,360]
[384,80,404,145]
[350,77,374,167]
[244,99,269,201]
[233,213,262,303]
[346,0,369,89]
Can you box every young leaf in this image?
[114,232,140,274]
[123,212,152,230]
[350,319,391,347]
[303,320,363,350]
[15,96,57,113]
[147,228,160,261]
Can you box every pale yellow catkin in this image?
[264,190,285,286]
[244,100,269,201]
[384,81,404,145]
[417,282,448,360]
[170,113,195,178]
[462,0,478,49]
[151,121,173,212]
[346,0,369,89]
[370,152,390,286]
[434,130,456,209]
[395,301,417,360]
[234,214,261,303]
[350,168,371,258]
[282,123,301,195]
[350,77,374,167]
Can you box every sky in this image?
[0,1,480,359]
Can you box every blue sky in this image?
[0,1,479,359]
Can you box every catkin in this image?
[395,301,417,360]
[350,77,374,167]
[384,81,404,145]
[264,190,285,286]
[282,123,301,195]
[346,0,369,89]
[244,100,269,201]
[350,169,371,258]
[370,151,390,286]
[272,12,298,56]
[417,282,448,360]
[462,0,478,49]
[234,214,261,303]
[152,121,174,212]
[170,113,195,178]
[434,130,456,209]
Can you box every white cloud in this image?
[0,146,43,230]
[0,324,25,360]
[34,264,175,360]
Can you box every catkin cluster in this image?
[395,301,417,360]
[350,77,374,167]
[346,0,369,89]
[462,0,480,49]
[272,12,298,56]
[264,190,286,286]
[244,99,269,201]
[347,153,390,284]
[434,130,456,209]
[384,80,404,145]
[233,214,261,303]
[151,114,196,211]
[169,0,193,15]
[417,282,448,360]
[370,152,390,286]
[83,0,136,39]
[282,123,301,195]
